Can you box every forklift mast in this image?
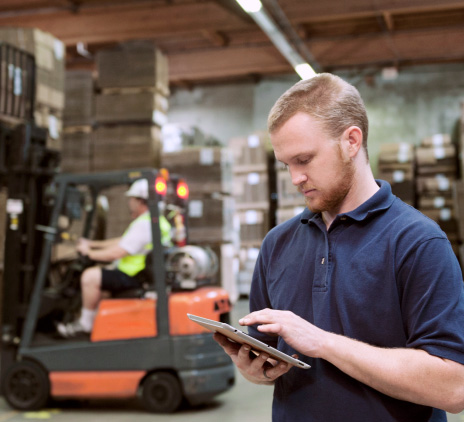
[0,121,60,382]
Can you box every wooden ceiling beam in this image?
[0,1,250,45]
[282,0,464,24]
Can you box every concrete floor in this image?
[0,299,462,421]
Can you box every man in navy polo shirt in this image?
[215,73,464,421]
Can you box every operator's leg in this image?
[57,266,102,337]
[78,266,102,332]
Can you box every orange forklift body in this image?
[91,286,231,341]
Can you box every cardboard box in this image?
[96,43,169,95]
[95,91,168,125]
[415,145,456,167]
[187,195,236,244]
[416,175,455,195]
[64,70,95,127]
[233,170,269,210]
[0,27,65,112]
[92,125,162,172]
[60,130,93,173]
[421,134,451,147]
[161,147,233,195]
[229,132,272,171]
[237,209,270,245]
[452,180,464,241]
[378,143,414,164]
[276,167,306,208]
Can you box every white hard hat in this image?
[125,179,148,199]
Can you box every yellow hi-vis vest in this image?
[117,213,172,277]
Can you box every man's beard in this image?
[303,147,355,214]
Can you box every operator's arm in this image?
[77,237,127,262]
[239,309,464,413]
[81,237,122,249]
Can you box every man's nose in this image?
[290,168,307,186]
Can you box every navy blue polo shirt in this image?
[249,180,464,422]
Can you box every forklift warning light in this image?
[177,180,189,199]
[155,177,167,196]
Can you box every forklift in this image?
[0,44,235,413]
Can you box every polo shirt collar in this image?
[300,180,395,225]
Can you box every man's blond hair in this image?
[268,73,369,158]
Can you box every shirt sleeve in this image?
[398,236,464,364]
[118,218,152,256]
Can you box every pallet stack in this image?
[416,134,459,255]
[229,132,274,296]
[275,164,306,224]
[377,142,415,205]
[94,42,168,172]
[161,147,239,302]
[0,27,65,149]
[61,70,95,174]
[91,42,169,236]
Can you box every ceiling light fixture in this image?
[235,0,317,80]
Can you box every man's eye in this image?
[297,158,310,165]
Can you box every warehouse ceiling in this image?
[1,0,464,87]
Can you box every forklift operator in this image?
[57,179,172,337]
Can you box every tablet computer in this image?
[187,313,310,369]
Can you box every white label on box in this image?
[440,208,451,221]
[397,143,409,163]
[248,135,260,148]
[48,115,59,140]
[245,210,258,224]
[152,110,168,127]
[247,172,260,185]
[432,134,444,146]
[247,247,260,260]
[8,63,14,80]
[6,199,23,214]
[434,197,445,208]
[14,67,22,96]
[54,39,64,60]
[434,147,445,160]
[392,170,405,183]
[436,175,450,191]
[188,200,203,218]
[200,148,214,165]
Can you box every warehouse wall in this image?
[168,64,464,176]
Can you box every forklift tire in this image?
[2,361,50,411]
[140,372,182,413]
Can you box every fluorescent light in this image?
[294,63,316,80]
[236,0,262,13]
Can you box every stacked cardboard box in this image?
[61,70,95,174]
[0,27,65,149]
[275,165,306,225]
[161,146,238,302]
[161,147,235,244]
[229,132,274,296]
[416,134,459,253]
[377,143,415,205]
[93,42,168,172]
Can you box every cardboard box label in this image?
[200,148,214,165]
[393,170,405,183]
[248,172,260,185]
[440,208,451,221]
[434,197,445,208]
[188,200,203,218]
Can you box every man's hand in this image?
[213,332,292,385]
[239,308,329,358]
[76,238,90,256]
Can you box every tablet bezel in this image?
[187,313,310,369]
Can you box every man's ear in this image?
[341,126,363,159]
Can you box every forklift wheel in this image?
[2,361,50,411]
[140,372,182,413]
